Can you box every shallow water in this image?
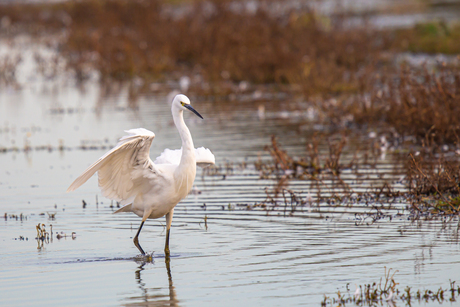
[1,40,460,306]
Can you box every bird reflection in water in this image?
[125,255,179,307]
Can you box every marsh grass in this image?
[352,65,460,145]
[394,21,460,55]
[0,54,21,89]
[0,0,458,99]
[407,152,460,215]
[263,134,352,178]
[263,133,460,217]
[0,0,386,95]
[322,268,460,306]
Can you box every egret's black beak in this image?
[184,104,203,119]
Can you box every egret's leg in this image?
[133,221,145,255]
[165,209,174,256]
[165,229,171,256]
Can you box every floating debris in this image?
[47,212,57,220]
[4,213,28,221]
[56,231,76,240]
[199,215,208,231]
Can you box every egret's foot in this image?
[144,252,154,263]
[134,251,154,263]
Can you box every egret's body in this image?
[67,94,214,255]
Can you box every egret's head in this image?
[173,94,203,119]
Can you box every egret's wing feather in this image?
[67,128,157,201]
[153,148,182,165]
[195,147,216,168]
[66,145,127,193]
[154,147,215,168]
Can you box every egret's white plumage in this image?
[67,94,214,256]
[154,147,215,167]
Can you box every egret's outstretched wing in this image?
[67,128,158,201]
[154,147,215,168]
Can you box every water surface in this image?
[1,39,460,307]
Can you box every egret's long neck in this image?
[172,108,196,188]
[173,109,195,154]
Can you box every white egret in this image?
[67,94,215,256]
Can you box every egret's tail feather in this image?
[114,203,133,214]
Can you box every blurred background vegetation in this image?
[1,0,460,145]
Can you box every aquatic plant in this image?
[35,223,51,250]
[260,132,460,219]
[322,268,460,306]
[406,152,460,215]
[351,65,460,145]
[0,54,21,89]
[263,135,351,178]
[4,213,28,221]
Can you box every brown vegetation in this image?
[263,134,351,178]
[0,0,386,95]
[393,21,460,55]
[407,152,460,214]
[323,268,460,306]
[352,65,460,145]
[264,134,460,216]
[0,54,21,88]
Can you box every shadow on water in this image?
[128,255,179,307]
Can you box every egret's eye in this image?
[180,101,185,107]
